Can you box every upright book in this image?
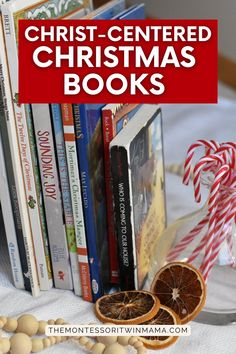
[61,103,92,301]
[75,104,109,301]
[51,103,81,295]
[110,105,166,290]
[0,18,39,295]
[31,104,73,290]
[102,104,142,283]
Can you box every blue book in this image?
[112,4,146,19]
[74,104,108,302]
[89,0,125,19]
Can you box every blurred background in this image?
[94,0,236,91]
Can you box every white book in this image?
[1,4,53,291]
[0,19,40,296]
[0,133,24,289]
[31,103,73,290]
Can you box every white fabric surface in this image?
[1,83,236,353]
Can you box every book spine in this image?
[61,103,92,301]
[51,103,81,296]
[0,108,24,290]
[31,103,73,290]
[110,146,135,290]
[76,104,103,301]
[0,19,39,296]
[2,6,51,291]
[102,109,119,284]
[25,104,53,287]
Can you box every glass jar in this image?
[146,174,236,325]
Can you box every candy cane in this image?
[183,140,220,185]
[193,156,227,203]
[167,214,209,262]
[201,202,235,279]
[189,199,231,264]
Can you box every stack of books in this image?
[0,0,166,302]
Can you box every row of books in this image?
[0,0,167,302]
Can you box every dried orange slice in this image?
[138,305,180,349]
[151,262,206,324]
[95,290,160,324]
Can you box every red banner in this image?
[18,19,218,103]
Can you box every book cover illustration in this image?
[102,103,142,283]
[130,109,166,288]
[76,104,108,301]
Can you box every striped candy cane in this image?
[168,140,236,282]
[183,140,220,185]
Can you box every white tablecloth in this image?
[1,83,236,353]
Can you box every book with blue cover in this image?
[83,0,125,19]
[112,3,145,19]
[74,103,108,301]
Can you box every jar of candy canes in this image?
[147,140,236,325]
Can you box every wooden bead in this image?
[103,343,126,354]
[0,317,7,326]
[37,321,47,335]
[137,350,146,354]
[42,338,51,348]
[134,341,144,349]
[3,318,18,332]
[49,337,56,345]
[55,318,65,325]
[128,337,138,345]
[31,338,44,353]
[85,341,94,350]
[48,319,55,325]
[10,333,32,354]
[55,336,61,344]
[17,315,39,336]
[0,321,4,329]
[0,338,10,353]
[79,337,89,345]
[117,336,130,346]
[97,336,118,345]
[91,343,106,354]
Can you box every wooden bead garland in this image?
[0,314,147,354]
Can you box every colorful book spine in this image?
[102,104,142,283]
[0,19,39,296]
[0,107,24,290]
[25,104,53,287]
[75,104,109,301]
[61,103,92,301]
[51,103,81,295]
[31,103,73,290]
[2,5,52,291]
